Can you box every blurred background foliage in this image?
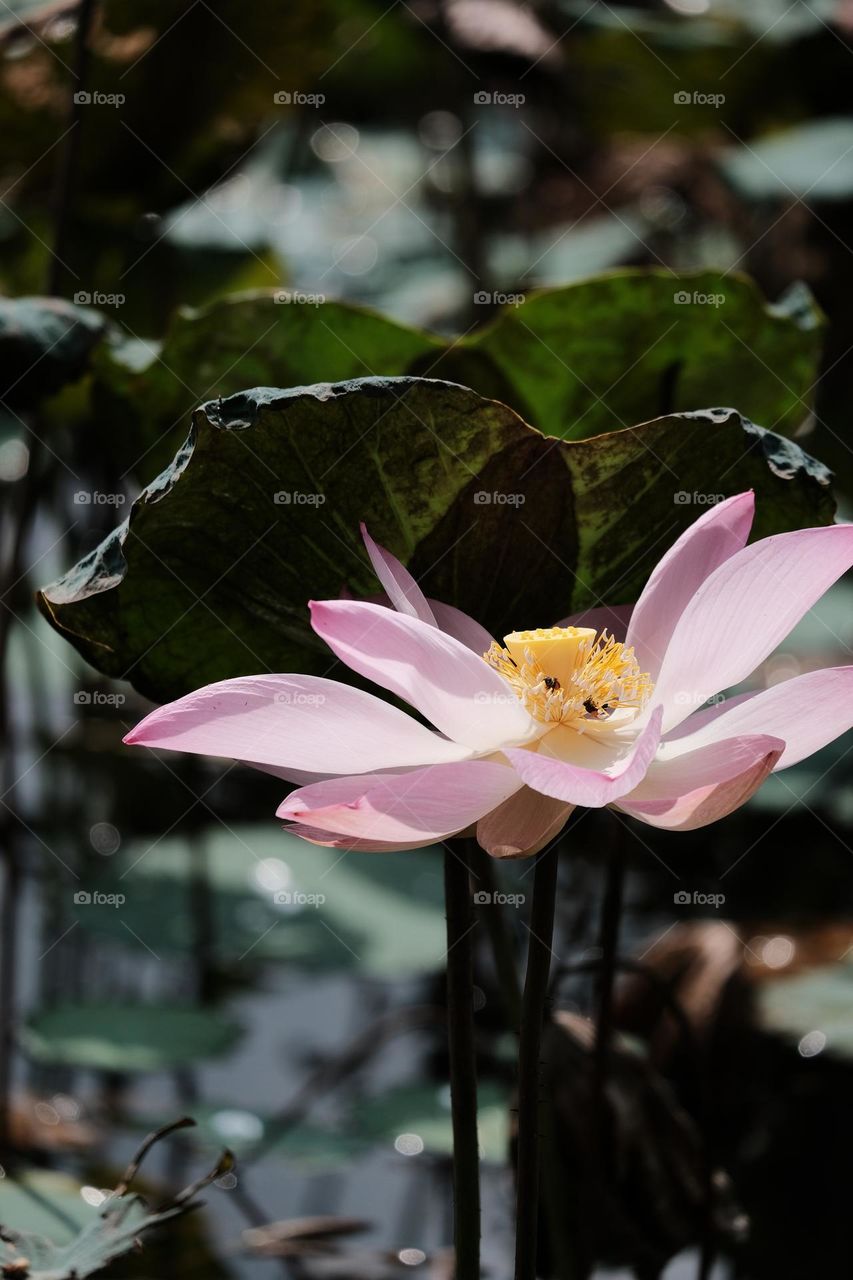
[1,1,853,1277]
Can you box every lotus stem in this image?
[444,838,481,1279]
[514,841,560,1280]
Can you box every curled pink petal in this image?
[652,523,853,732]
[428,599,494,654]
[626,491,754,677]
[664,666,853,770]
[283,822,432,852]
[476,787,572,859]
[503,706,663,807]
[618,743,783,831]
[626,733,785,804]
[310,599,537,751]
[360,524,437,626]
[277,760,522,843]
[124,674,471,774]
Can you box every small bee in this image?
[583,698,598,715]
[544,676,560,691]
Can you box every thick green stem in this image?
[444,839,480,1279]
[514,843,559,1280]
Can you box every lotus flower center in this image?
[484,626,653,729]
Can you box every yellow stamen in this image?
[484,625,653,729]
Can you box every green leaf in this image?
[38,377,834,703]
[0,297,110,410]
[0,1124,232,1280]
[20,1004,242,1073]
[92,270,823,481]
[442,272,823,440]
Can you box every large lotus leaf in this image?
[20,1004,242,1073]
[441,272,823,441]
[92,271,823,481]
[37,378,833,702]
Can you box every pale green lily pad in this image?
[20,1004,242,1073]
[760,966,853,1058]
[73,826,448,978]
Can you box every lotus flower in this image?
[125,493,853,857]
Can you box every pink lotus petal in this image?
[663,691,754,742]
[503,706,663,807]
[360,524,437,626]
[618,743,782,831]
[476,787,573,859]
[124,675,471,774]
[310,599,537,751]
[626,733,785,803]
[626,492,754,677]
[554,603,634,642]
[277,760,522,843]
[283,822,431,852]
[652,523,853,732]
[662,666,853,770]
[428,599,494,654]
